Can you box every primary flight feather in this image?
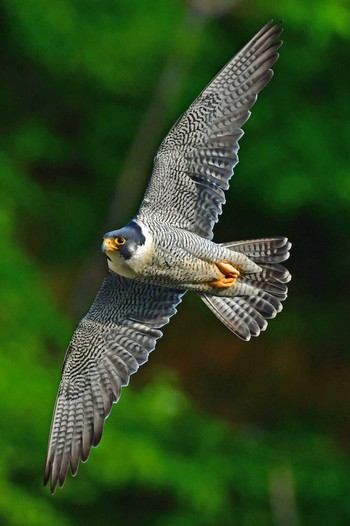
[44,20,291,493]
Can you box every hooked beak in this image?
[101,237,118,253]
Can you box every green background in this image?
[1,0,350,524]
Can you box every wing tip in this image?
[44,456,60,494]
[44,455,79,494]
[43,460,51,488]
[265,19,284,34]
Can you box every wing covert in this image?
[138,21,282,239]
[44,273,184,493]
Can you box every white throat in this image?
[107,221,154,279]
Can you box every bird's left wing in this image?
[44,272,184,493]
[138,21,282,239]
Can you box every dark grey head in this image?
[102,220,146,260]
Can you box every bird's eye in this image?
[115,237,126,245]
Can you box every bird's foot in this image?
[211,261,240,288]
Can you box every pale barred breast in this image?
[139,221,222,284]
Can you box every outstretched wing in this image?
[138,21,282,239]
[44,273,184,493]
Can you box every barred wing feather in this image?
[44,273,184,493]
[138,21,283,239]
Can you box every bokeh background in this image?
[1,0,350,524]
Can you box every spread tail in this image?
[198,237,291,341]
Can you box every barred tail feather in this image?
[221,236,291,264]
[199,237,291,341]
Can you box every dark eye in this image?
[116,237,126,245]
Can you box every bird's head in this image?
[102,220,147,268]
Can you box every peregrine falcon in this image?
[44,20,291,492]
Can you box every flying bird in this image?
[44,20,291,493]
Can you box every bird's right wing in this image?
[138,21,282,239]
[44,272,184,493]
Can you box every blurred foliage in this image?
[1,0,350,524]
